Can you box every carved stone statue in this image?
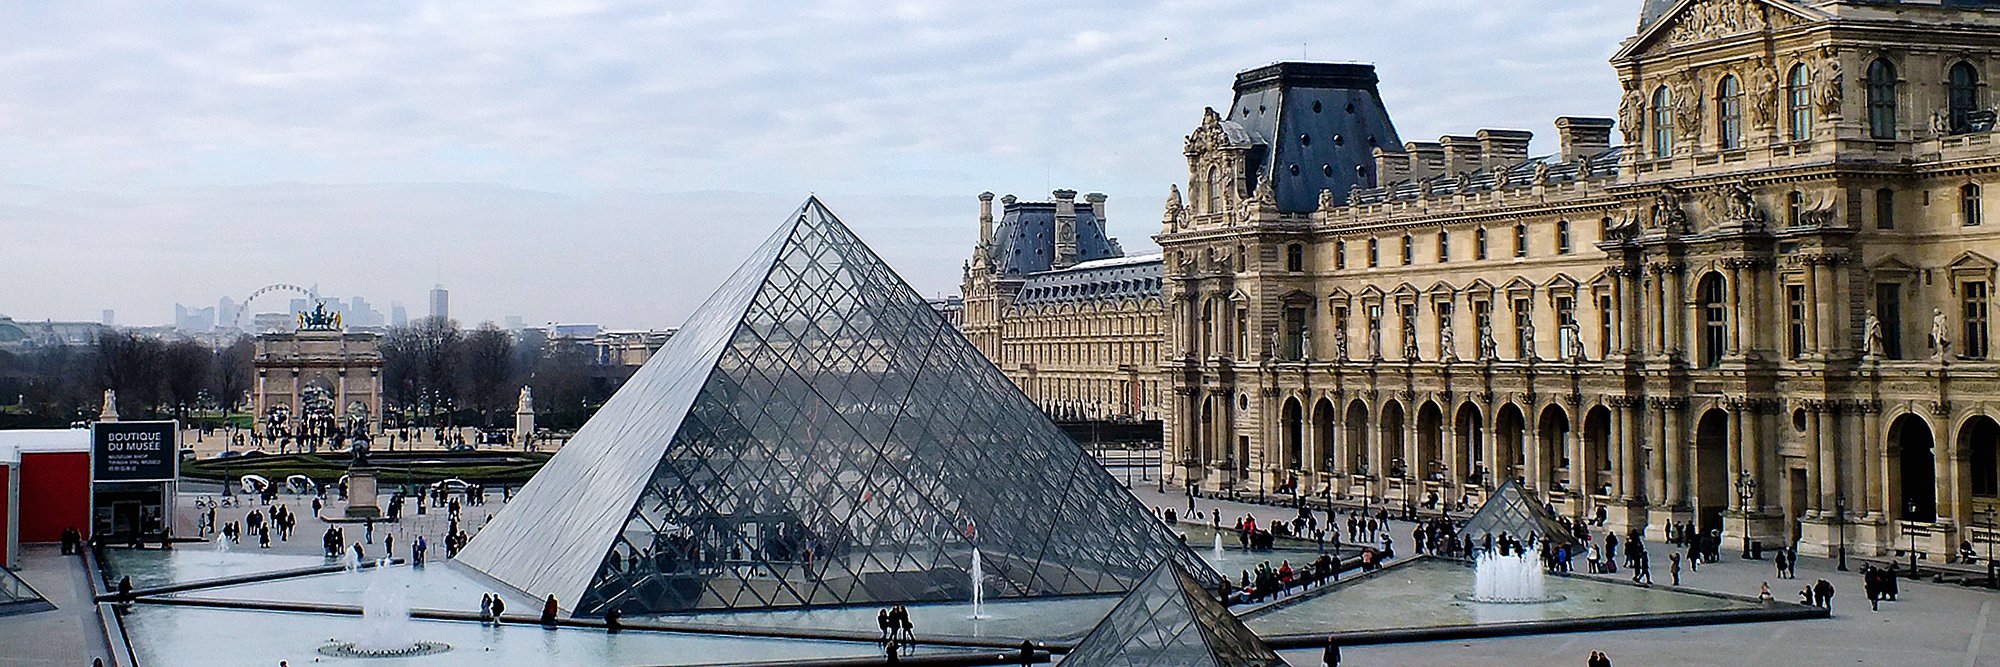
[1727,181,1760,223]
[1863,311,1885,359]
[1368,318,1383,361]
[1456,171,1473,194]
[1478,323,1499,361]
[1619,83,1647,145]
[1933,307,1953,360]
[1562,321,1586,362]
[1750,63,1780,128]
[1334,327,1350,361]
[98,389,119,422]
[1319,188,1336,212]
[1520,321,1538,362]
[1934,110,1955,137]
[517,386,535,414]
[1164,184,1185,230]
[1670,74,1703,140]
[1402,321,1421,361]
[1534,161,1552,185]
[1650,188,1688,231]
[1815,56,1844,117]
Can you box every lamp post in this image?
[1908,498,1921,574]
[1835,494,1848,571]
[1737,470,1758,559]
[1979,506,1998,586]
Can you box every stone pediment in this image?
[1618,0,1818,60]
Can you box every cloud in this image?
[0,0,1640,326]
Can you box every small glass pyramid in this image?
[1460,480,1574,546]
[461,198,1212,615]
[1062,559,1289,667]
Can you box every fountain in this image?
[1462,552,1564,604]
[1213,533,1224,561]
[319,564,450,658]
[968,548,989,620]
[211,535,232,564]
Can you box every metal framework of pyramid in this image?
[459,198,1211,616]
[1460,480,1574,546]
[1062,559,1288,667]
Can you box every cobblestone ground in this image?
[1123,478,2000,667]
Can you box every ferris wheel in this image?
[231,284,317,332]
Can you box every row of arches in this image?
[1253,397,1618,497]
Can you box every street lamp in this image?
[1978,506,1998,586]
[1908,498,1921,574]
[1737,470,1758,559]
[1835,494,1848,571]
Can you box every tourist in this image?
[878,608,891,642]
[491,593,505,622]
[541,595,559,627]
[1587,650,1612,667]
[1814,579,1835,612]
[1669,553,1681,586]
[605,608,622,633]
[1322,634,1341,666]
[480,594,493,623]
[1587,543,1601,574]
[1759,582,1774,602]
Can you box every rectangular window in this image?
[1283,305,1308,360]
[1367,238,1380,268]
[1475,229,1490,260]
[1598,294,1614,357]
[1437,231,1451,262]
[1556,221,1572,255]
[1400,303,1419,357]
[1285,244,1305,272]
[1235,308,1248,358]
[1436,302,1455,355]
[1556,296,1577,359]
[1876,283,1903,359]
[1335,241,1347,270]
[1965,185,1984,227]
[1514,297,1533,358]
[1786,284,1807,359]
[1514,225,1529,258]
[1876,189,1895,230]
[1334,306,1349,350]
[1401,236,1413,266]
[1966,281,1991,360]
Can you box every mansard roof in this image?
[990,198,1121,277]
[1015,254,1165,307]
[1222,62,1403,213]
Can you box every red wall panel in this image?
[1,462,11,564]
[19,452,90,543]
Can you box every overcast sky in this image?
[0,1,1639,329]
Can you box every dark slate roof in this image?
[989,200,1120,277]
[1639,0,1678,30]
[1226,62,1403,213]
[1014,254,1164,307]
[1350,146,1623,206]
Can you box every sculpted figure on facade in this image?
[1334,326,1350,361]
[1520,320,1538,361]
[1934,109,1955,137]
[1814,54,1844,116]
[1933,308,1953,359]
[1368,317,1383,361]
[1439,318,1458,362]
[1726,181,1761,224]
[1319,188,1336,212]
[1619,82,1646,145]
[1650,187,1689,231]
[1164,184,1185,231]
[1562,321,1586,362]
[1670,73,1704,141]
[1750,62,1780,128]
[1477,323,1498,361]
[1402,320,1421,360]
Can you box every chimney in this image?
[1475,129,1533,170]
[1086,192,1107,226]
[1374,148,1413,185]
[1053,189,1079,269]
[1439,135,1483,176]
[1404,142,1446,180]
[1555,117,1615,162]
[978,191,995,248]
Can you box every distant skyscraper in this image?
[174,304,217,332]
[217,296,239,329]
[101,310,115,326]
[349,297,384,327]
[390,302,408,327]
[429,285,450,321]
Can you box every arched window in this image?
[1556,220,1573,254]
[1788,64,1813,141]
[1698,273,1728,368]
[1717,74,1743,150]
[1950,62,1981,135]
[1651,86,1674,158]
[1513,223,1529,258]
[1965,183,1984,227]
[1206,166,1223,212]
[1867,58,1899,140]
[1285,243,1305,272]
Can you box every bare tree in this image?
[211,336,255,414]
[159,338,212,419]
[97,330,167,417]
[383,316,462,427]
[460,323,515,426]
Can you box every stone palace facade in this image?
[962,0,2000,560]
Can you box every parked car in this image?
[430,478,471,496]
[238,474,271,495]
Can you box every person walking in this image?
[1669,553,1682,586]
[1814,579,1835,613]
[1322,635,1341,666]
[541,595,559,627]
[1588,650,1613,667]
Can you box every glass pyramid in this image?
[1460,480,1574,546]
[0,567,50,615]
[460,198,1212,616]
[1062,559,1288,667]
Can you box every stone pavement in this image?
[1124,482,2000,666]
[0,545,111,667]
[171,483,509,560]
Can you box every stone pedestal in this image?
[1644,506,1692,542]
[1724,510,1784,558]
[344,467,382,520]
[1603,500,1650,539]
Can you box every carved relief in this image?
[1619,82,1646,145]
[1661,0,1766,47]
[1749,60,1780,128]
[1670,72,1704,141]
[1814,52,1844,117]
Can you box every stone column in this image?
[1803,402,1823,515]
[1803,258,1823,352]
[1746,403,1766,513]
[1665,265,1685,358]
[1861,402,1882,517]
[1727,261,1745,357]
[1727,406,1745,512]
[1482,405,1500,491]
[1665,401,1687,507]
[1649,401,1668,503]
[1616,399,1639,501]
[1649,266,1666,357]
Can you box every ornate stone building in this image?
[1139,0,2000,561]
[960,191,1169,430]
